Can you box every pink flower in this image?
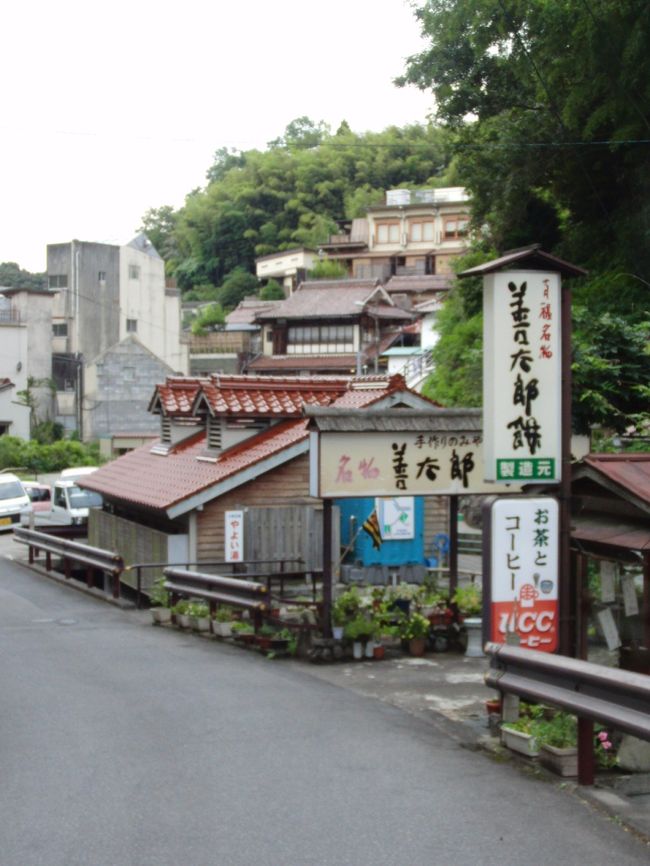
[601,741,612,750]
[598,731,609,742]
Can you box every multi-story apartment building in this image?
[320,187,470,283]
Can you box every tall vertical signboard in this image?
[487,496,559,651]
[483,271,561,483]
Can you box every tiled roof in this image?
[385,275,453,293]
[149,377,208,416]
[82,422,310,512]
[246,355,359,373]
[196,374,351,416]
[254,284,382,320]
[226,298,282,326]
[83,374,412,513]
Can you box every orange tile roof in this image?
[83,373,428,513]
[150,377,208,417]
[196,373,351,416]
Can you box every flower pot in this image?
[485,698,502,716]
[256,635,273,651]
[195,617,210,633]
[212,621,232,638]
[373,644,385,661]
[501,726,540,757]
[408,637,427,657]
[352,641,364,660]
[365,640,375,658]
[539,744,578,777]
[332,625,344,640]
[151,607,171,625]
[177,613,191,629]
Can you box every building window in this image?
[409,220,435,242]
[128,264,140,280]
[287,324,354,354]
[443,215,470,239]
[52,323,68,337]
[376,221,400,244]
[48,274,68,288]
[126,319,137,333]
[98,271,106,282]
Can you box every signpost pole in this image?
[559,279,573,656]
[322,498,333,637]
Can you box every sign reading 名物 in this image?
[488,496,559,652]
[225,510,244,563]
[315,431,516,498]
[483,271,561,483]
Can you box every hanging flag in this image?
[362,509,382,549]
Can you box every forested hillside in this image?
[399,0,650,438]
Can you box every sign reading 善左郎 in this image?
[483,271,561,483]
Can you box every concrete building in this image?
[47,235,188,438]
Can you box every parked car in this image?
[0,473,30,530]
[22,481,52,513]
[20,468,102,527]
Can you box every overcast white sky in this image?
[1,0,434,273]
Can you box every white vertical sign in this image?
[225,510,244,563]
[483,270,561,482]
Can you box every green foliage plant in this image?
[398,612,431,641]
[187,602,210,619]
[214,605,235,623]
[332,587,362,626]
[343,614,375,642]
[149,578,170,609]
[452,585,482,616]
[172,600,189,616]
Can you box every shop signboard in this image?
[486,496,559,652]
[483,271,561,483]
[225,509,244,563]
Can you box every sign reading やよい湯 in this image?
[488,496,559,652]
[483,270,561,483]
[315,430,515,498]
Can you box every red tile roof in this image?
[195,374,351,417]
[149,377,208,417]
[83,373,421,513]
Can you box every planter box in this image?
[539,744,578,777]
[501,726,540,757]
[212,621,233,638]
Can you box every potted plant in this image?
[231,620,256,645]
[536,712,578,777]
[149,577,171,625]
[172,599,191,629]
[344,614,374,660]
[188,601,210,632]
[332,588,362,640]
[212,605,235,637]
[500,715,541,757]
[398,612,431,657]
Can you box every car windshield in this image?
[27,487,50,503]
[0,481,26,500]
[68,486,103,509]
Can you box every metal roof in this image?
[304,406,482,433]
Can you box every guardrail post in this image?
[86,566,93,589]
[45,551,51,571]
[28,544,34,565]
[577,717,595,786]
[64,558,71,580]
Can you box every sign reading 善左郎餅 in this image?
[316,431,516,498]
[483,271,561,483]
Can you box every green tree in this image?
[191,303,226,335]
[308,259,349,280]
[260,279,285,300]
[0,262,46,290]
[217,267,259,310]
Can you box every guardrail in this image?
[13,527,124,599]
[485,642,650,785]
[163,567,270,631]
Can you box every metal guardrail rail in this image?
[13,526,124,599]
[485,642,650,785]
[163,567,270,631]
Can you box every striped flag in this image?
[362,509,382,549]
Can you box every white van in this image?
[0,473,30,530]
[51,468,102,525]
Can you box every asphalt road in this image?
[1,534,648,866]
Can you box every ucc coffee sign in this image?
[486,496,559,652]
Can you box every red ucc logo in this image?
[491,600,558,652]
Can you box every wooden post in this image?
[577,717,595,786]
[559,280,574,656]
[643,551,650,650]
[322,498,333,637]
[448,495,459,598]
